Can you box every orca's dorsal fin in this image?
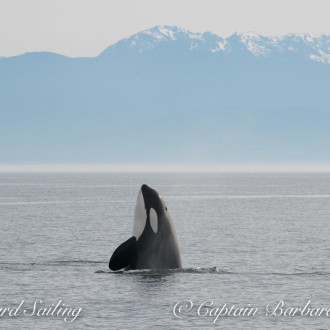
[109,236,137,271]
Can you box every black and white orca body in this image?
[109,184,182,270]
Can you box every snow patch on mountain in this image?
[239,32,269,56]
[102,26,330,64]
[310,50,330,64]
[157,26,176,40]
[217,40,227,50]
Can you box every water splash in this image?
[96,267,230,275]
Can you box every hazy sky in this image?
[1,0,330,57]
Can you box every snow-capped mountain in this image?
[1,26,330,164]
[100,25,330,64]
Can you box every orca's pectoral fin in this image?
[109,236,137,271]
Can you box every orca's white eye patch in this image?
[133,189,147,239]
[149,208,158,234]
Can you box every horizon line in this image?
[1,164,330,173]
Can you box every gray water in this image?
[1,173,330,329]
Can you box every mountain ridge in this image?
[0,25,329,164]
[99,26,330,64]
[2,26,330,63]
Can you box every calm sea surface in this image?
[1,173,330,329]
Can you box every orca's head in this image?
[133,184,169,239]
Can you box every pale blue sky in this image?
[0,0,329,57]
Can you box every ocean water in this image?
[1,173,330,329]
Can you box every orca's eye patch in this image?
[149,208,158,233]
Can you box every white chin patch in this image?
[133,189,147,239]
[149,208,158,234]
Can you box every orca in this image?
[109,184,182,270]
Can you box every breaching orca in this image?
[109,184,182,270]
